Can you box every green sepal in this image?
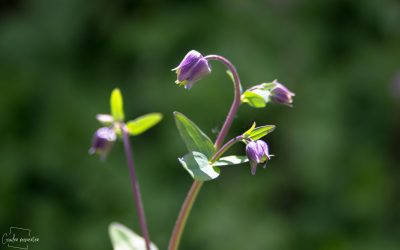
[243,122,256,136]
[110,88,125,121]
[244,125,276,140]
[179,151,220,181]
[126,113,163,136]
[241,91,267,108]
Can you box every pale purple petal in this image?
[89,127,116,160]
[270,83,295,106]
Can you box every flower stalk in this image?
[210,135,243,163]
[121,125,151,250]
[204,55,242,150]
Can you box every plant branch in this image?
[210,135,243,164]
[168,55,243,250]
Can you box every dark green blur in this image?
[1,0,399,249]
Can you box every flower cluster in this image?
[241,80,295,108]
[89,89,163,161]
[173,50,294,175]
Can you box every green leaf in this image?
[179,151,220,181]
[212,155,249,167]
[110,88,125,121]
[241,91,267,108]
[174,111,216,159]
[109,222,158,250]
[246,125,276,140]
[126,113,163,136]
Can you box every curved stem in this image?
[168,55,243,250]
[122,125,151,250]
[210,135,243,164]
[205,55,242,149]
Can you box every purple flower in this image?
[172,50,211,90]
[246,140,271,175]
[89,127,117,160]
[270,82,295,107]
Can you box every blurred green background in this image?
[1,0,400,249]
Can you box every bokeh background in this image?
[1,0,400,249]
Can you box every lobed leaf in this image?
[179,151,220,181]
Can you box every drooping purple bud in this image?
[172,50,211,90]
[246,140,271,175]
[89,127,117,160]
[270,82,295,107]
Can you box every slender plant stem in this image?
[205,55,242,149]
[121,125,151,250]
[168,55,242,250]
[168,180,203,250]
[210,135,243,163]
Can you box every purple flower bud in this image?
[172,50,211,90]
[270,82,295,107]
[246,140,271,175]
[89,127,117,160]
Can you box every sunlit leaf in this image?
[212,155,249,167]
[179,151,220,181]
[109,222,158,250]
[174,111,216,159]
